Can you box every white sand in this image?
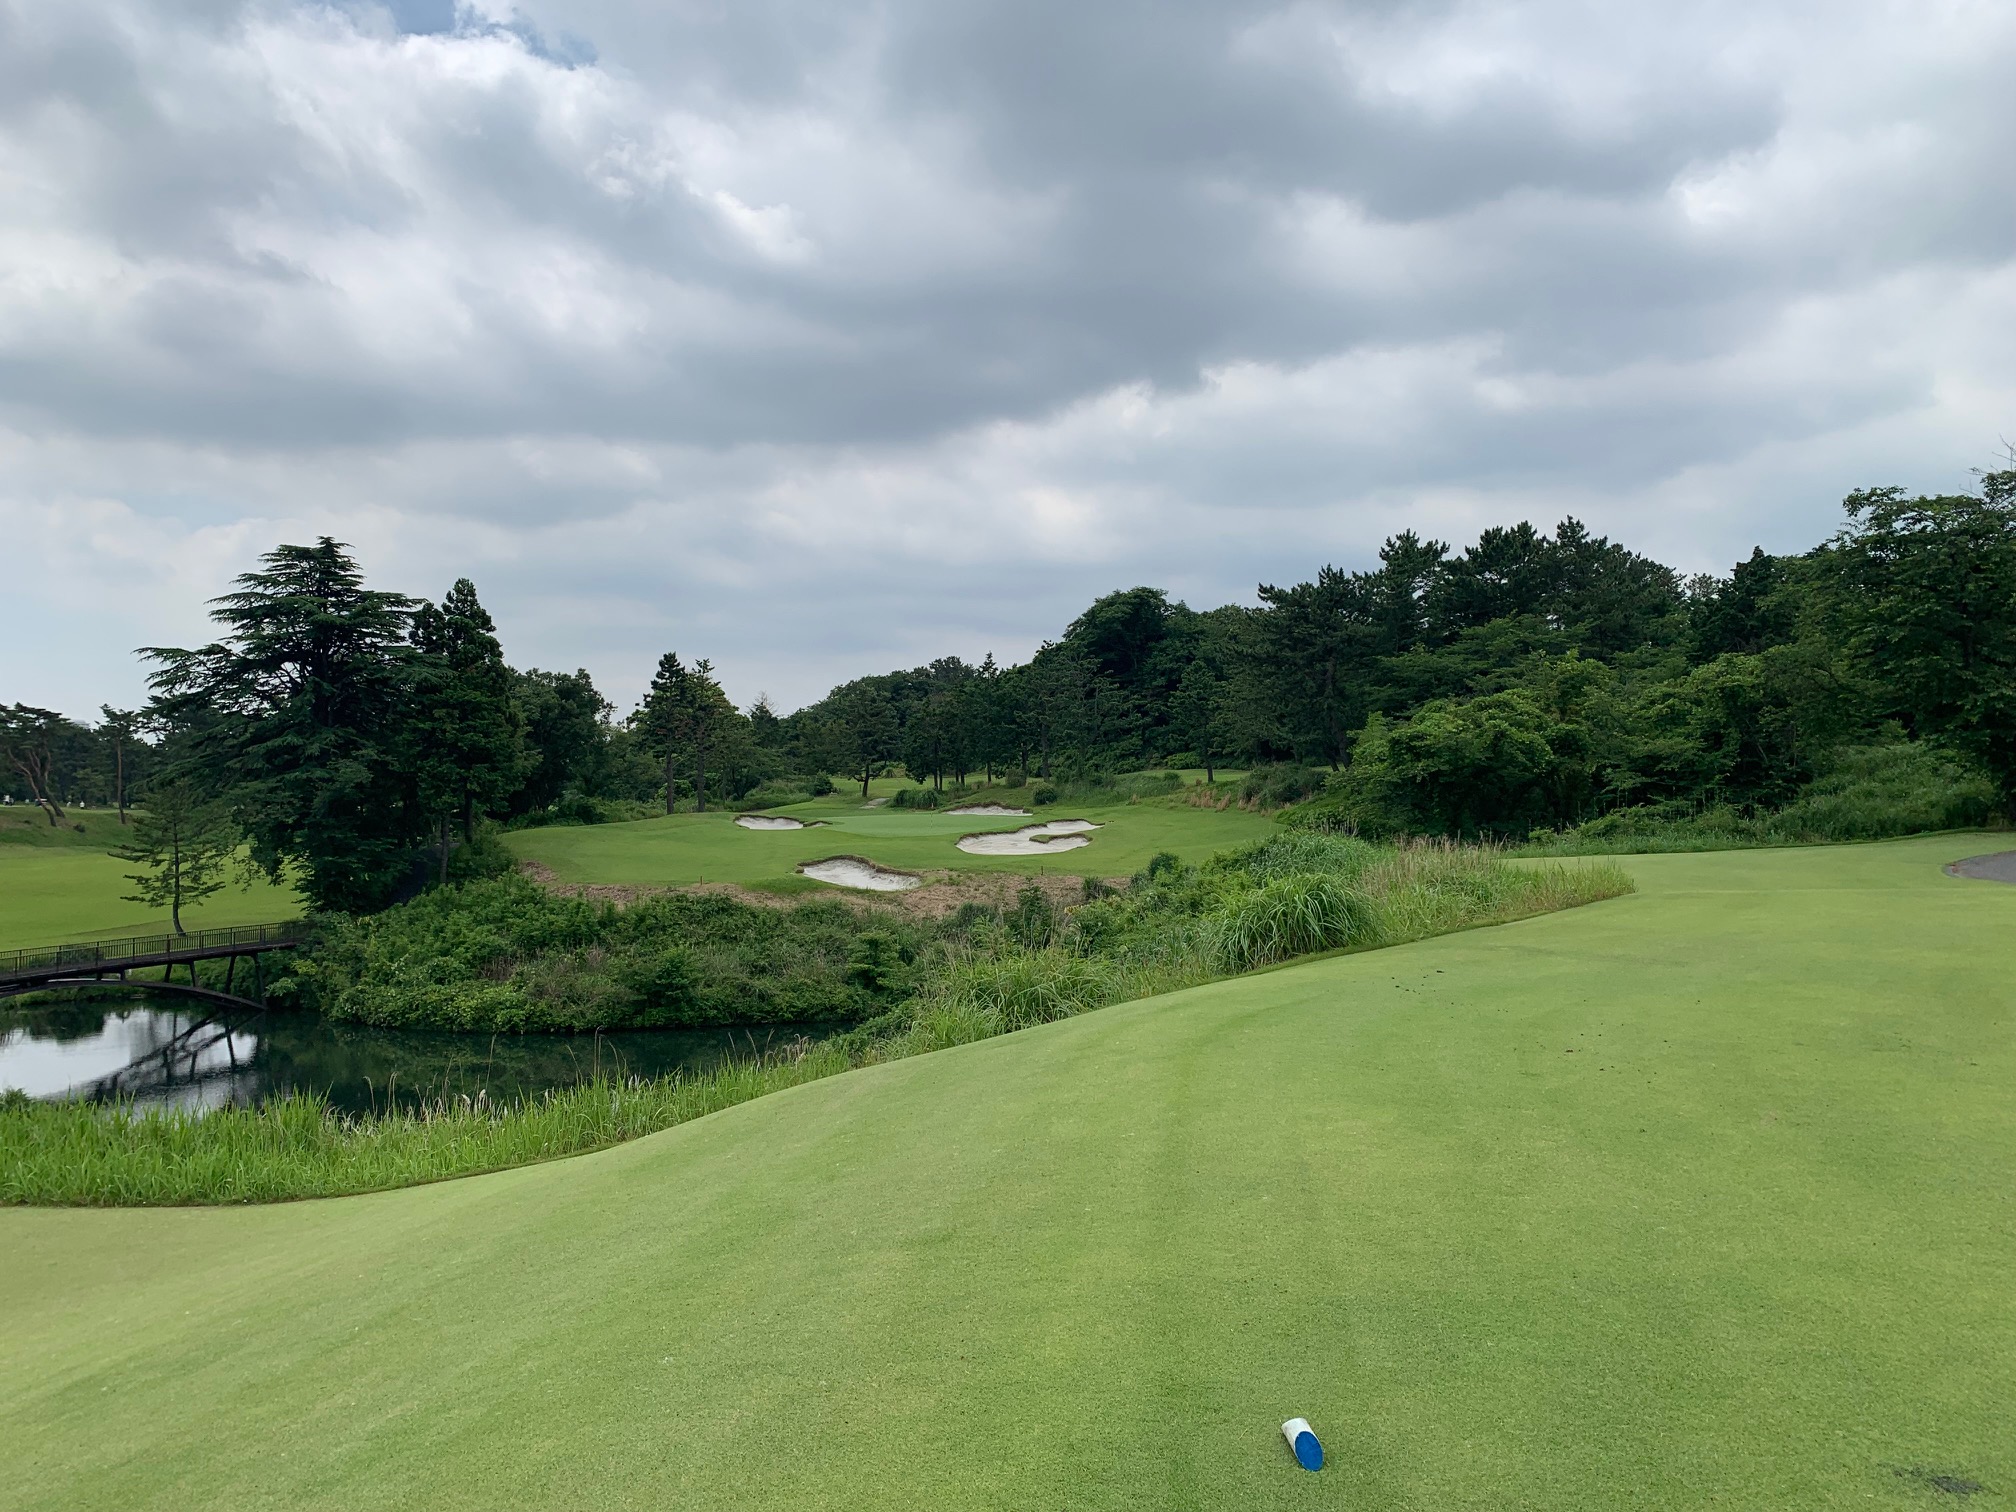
[945,804,1032,816]
[955,820,1100,856]
[735,815,821,830]
[798,857,923,891]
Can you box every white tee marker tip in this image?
[1282,1417,1323,1471]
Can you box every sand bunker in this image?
[956,819,1100,856]
[945,803,1032,816]
[735,815,824,830]
[1946,851,2016,883]
[798,856,923,891]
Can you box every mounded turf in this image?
[4,835,2011,1509]
[507,789,1277,887]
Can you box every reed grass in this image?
[0,1040,852,1206]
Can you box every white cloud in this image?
[1,0,2013,719]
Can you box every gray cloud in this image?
[1,0,2013,717]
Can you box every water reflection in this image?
[0,992,850,1114]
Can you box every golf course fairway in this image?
[3,835,2010,1509]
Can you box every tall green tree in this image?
[97,707,149,824]
[638,653,692,814]
[1829,476,2016,808]
[637,654,743,812]
[1253,567,1374,766]
[144,538,423,914]
[828,682,899,797]
[409,580,527,870]
[0,704,76,824]
[512,669,615,813]
[113,781,237,935]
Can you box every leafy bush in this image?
[806,774,836,797]
[285,876,929,1032]
[1522,741,2002,854]
[1238,763,1331,811]
[445,826,516,883]
[1031,784,1060,805]
[1775,741,1997,838]
[740,784,813,809]
[891,787,941,810]
[506,794,659,829]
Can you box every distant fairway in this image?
[4,836,2010,1509]
[507,788,1279,887]
[0,823,302,948]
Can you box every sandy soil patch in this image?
[956,819,1100,855]
[945,803,1032,816]
[799,856,924,891]
[735,815,825,830]
[518,859,1126,920]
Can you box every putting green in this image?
[3,836,2011,1509]
[507,793,1277,887]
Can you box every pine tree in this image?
[639,652,692,814]
[409,579,528,877]
[144,538,423,913]
[114,782,236,935]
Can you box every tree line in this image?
[7,468,2014,916]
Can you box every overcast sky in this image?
[4,0,2013,720]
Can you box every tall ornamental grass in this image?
[1210,874,1384,972]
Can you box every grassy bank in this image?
[1,841,1629,1205]
[1,836,2007,1510]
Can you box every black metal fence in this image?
[0,922,302,983]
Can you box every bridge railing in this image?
[0,922,304,982]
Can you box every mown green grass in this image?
[0,808,136,850]
[507,788,1278,888]
[0,848,302,949]
[1,835,2010,1509]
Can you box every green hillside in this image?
[3,836,2010,1509]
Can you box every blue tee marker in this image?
[1281,1417,1323,1471]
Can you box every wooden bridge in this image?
[0,923,303,1011]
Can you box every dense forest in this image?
[5,472,2014,912]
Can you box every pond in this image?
[0,991,851,1114]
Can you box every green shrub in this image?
[1209,874,1385,973]
[806,774,836,797]
[1031,784,1060,805]
[285,876,924,1032]
[891,787,941,810]
[1221,831,1381,885]
[1775,742,1998,839]
[1522,741,2002,855]
[1239,763,1330,810]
